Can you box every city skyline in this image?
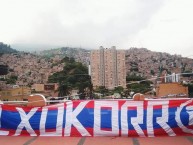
[0,0,193,57]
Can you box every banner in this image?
[0,99,193,137]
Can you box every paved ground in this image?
[0,136,193,145]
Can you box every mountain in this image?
[11,43,61,52]
[0,42,17,54]
[125,48,193,78]
[0,46,192,88]
[38,47,90,65]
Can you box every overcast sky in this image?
[0,0,193,57]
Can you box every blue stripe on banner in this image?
[76,107,190,130]
[77,108,94,128]
[1,110,22,130]
[44,110,66,129]
[0,107,190,131]
[1,110,66,130]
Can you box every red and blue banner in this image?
[0,99,193,137]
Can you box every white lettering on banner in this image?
[175,99,193,134]
[14,107,38,136]
[40,105,64,136]
[1,100,193,137]
[0,106,9,135]
[147,101,176,137]
[64,101,91,136]
[121,101,145,137]
[94,101,119,136]
[187,106,193,126]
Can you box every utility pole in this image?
[21,80,24,101]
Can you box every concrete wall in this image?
[156,83,188,98]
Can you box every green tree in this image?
[126,74,152,94]
[183,84,193,98]
[6,75,18,84]
[95,86,109,97]
[58,82,71,97]
[48,57,92,99]
[150,70,155,75]
[182,70,193,77]
[122,89,130,98]
[126,74,145,82]
[0,65,8,75]
[113,86,124,96]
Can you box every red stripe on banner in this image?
[70,127,94,137]
[2,99,191,112]
[1,103,67,112]
[84,100,94,109]
[153,127,193,137]
[143,100,162,110]
[143,99,192,110]
[44,103,66,111]
[1,105,42,112]
[169,100,193,108]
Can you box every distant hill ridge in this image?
[39,47,90,56]
[125,47,193,78]
[39,47,90,65]
[39,47,193,78]
[1,46,192,87]
[0,42,17,54]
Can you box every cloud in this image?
[9,0,164,50]
[1,0,193,57]
[132,0,193,57]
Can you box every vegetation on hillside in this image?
[41,47,193,80]
[0,42,17,54]
[126,74,152,95]
[183,83,193,98]
[188,84,193,98]
[40,47,89,59]
[48,57,92,99]
[0,65,9,75]
[0,75,18,84]
[182,70,193,77]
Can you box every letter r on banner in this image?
[121,101,145,137]
[147,101,176,137]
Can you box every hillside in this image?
[0,42,17,54]
[40,47,193,78]
[125,48,193,78]
[0,46,192,88]
[39,47,90,65]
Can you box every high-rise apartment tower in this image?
[90,46,126,89]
